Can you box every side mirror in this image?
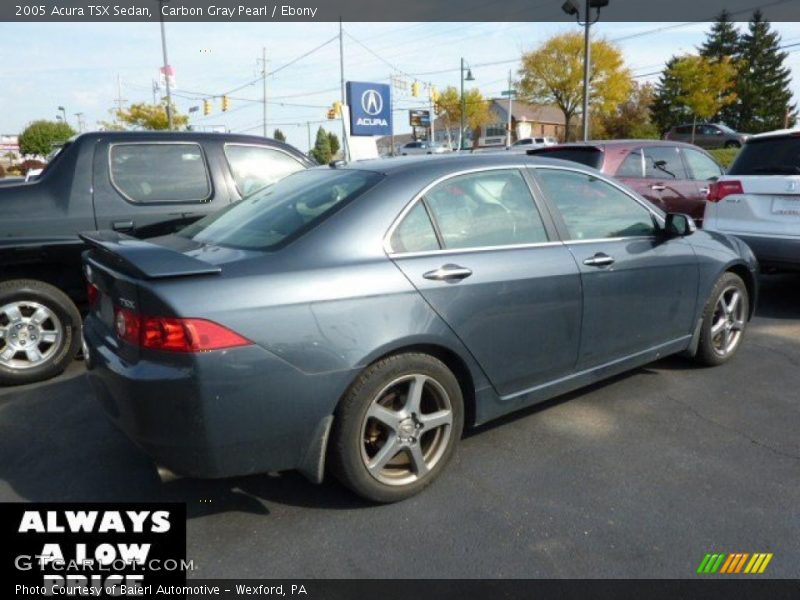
[664,213,697,237]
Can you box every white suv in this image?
[704,129,800,272]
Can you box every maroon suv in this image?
[528,140,725,224]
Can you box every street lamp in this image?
[158,0,174,130]
[562,0,609,141]
[460,57,475,151]
[57,106,68,126]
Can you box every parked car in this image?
[0,131,312,385]
[510,136,558,150]
[704,128,800,272]
[665,123,748,149]
[399,141,448,155]
[82,153,757,503]
[528,140,725,223]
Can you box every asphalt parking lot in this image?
[1,274,798,579]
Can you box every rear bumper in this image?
[733,233,800,272]
[83,315,355,479]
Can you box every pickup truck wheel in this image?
[329,353,464,503]
[0,280,81,385]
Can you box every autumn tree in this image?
[104,102,188,130]
[434,86,493,148]
[598,81,659,139]
[668,54,737,143]
[518,32,632,141]
[18,120,75,157]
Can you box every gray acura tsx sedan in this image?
[81,153,758,502]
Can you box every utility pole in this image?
[74,113,85,133]
[339,18,349,161]
[259,47,268,137]
[582,0,591,142]
[158,0,174,130]
[307,121,312,154]
[506,69,514,148]
[429,84,435,145]
[114,74,127,126]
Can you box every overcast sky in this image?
[1,20,800,151]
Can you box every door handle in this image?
[583,253,615,267]
[423,264,473,281]
[112,220,134,232]
[649,184,666,192]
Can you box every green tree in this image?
[669,54,738,142]
[434,86,493,148]
[735,10,796,132]
[310,127,332,164]
[651,56,694,135]
[18,120,75,157]
[518,32,632,141]
[328,132,341,157]
[273,128,287,142]
[598,82,659,139]
[699,10,742,127]
[103,102,188,131]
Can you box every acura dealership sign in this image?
[346,81,392,136]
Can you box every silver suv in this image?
[665,123,748,149]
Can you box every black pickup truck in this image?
[0,131,312,385]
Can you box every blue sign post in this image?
[346,81,393,137]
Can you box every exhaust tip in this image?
[156,464,182,483]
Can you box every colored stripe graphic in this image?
[700,552,773,574]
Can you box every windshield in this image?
[179,168,383,250]
[728,136,800,176]
[715,123,736,134]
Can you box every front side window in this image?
[224,144,305,197]
[643,146,688,179]
[422,169,548,250]
[536,168,656,241]
[180,169,382,250]
[683,148,724,181]
[110,143,210,203]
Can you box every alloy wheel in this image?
[360,374,453,486]
[710,286,745,357]
[0,301,63,370]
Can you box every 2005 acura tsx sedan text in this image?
[81,154,758,502]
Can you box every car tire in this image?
[724,141,741,149]
[0,279,81,386]
[694,272,749,367]
[329,353,464,503]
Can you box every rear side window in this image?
[528,147,604,169]
[180,169,382,250]
[675,125,692,134]
[224,144,305,197]
[683,148,724,180]
[110,143,210,203]
[728,136,800,175]
[390,203,440,253]
[616,148,644,177]
[422,169,548,250]
[643,146,688,179]
[536,168,656,240]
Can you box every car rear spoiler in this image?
[80,230,221,280]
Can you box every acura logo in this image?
[361,89,383,116]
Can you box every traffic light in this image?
[411,81,420,97]
[333,101,342,116]
[203,99,211,116]
[430,86,440,103]
[221,95,230,112]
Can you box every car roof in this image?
[747,128,800,141]
[540,139,706,151]
[335,152,587,176]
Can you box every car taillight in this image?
[707,180,743,202]
[86,283,100,307]
[113,307,251,352]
